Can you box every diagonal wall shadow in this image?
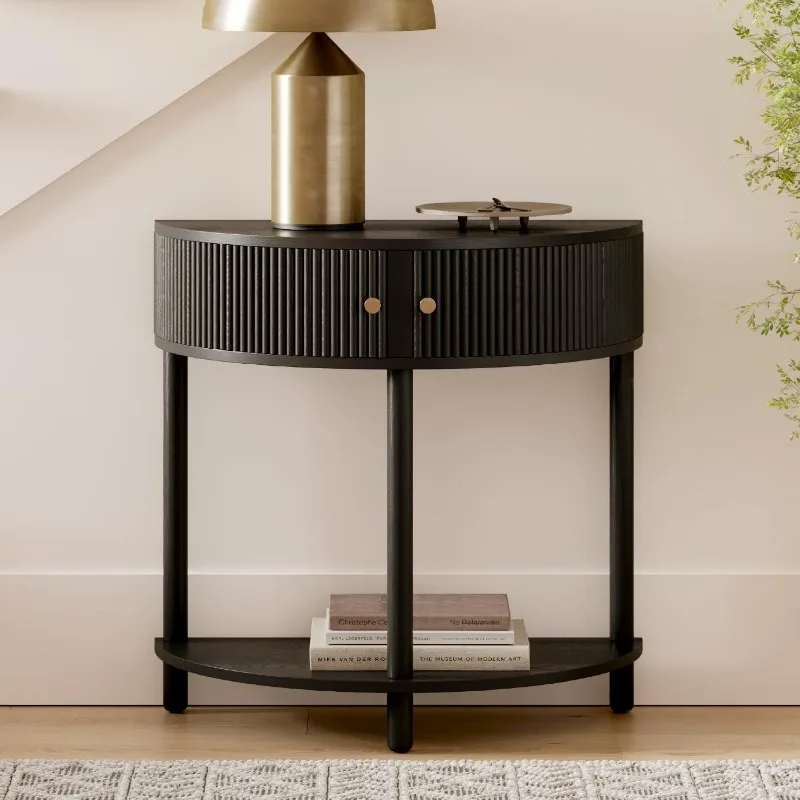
[0,34,298,248]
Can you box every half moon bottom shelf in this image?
[155,636,643,694]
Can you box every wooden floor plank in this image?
[307,707,800,760]
[1,707,799,761]
[0,707,308,760]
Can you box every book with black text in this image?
[329,593,511,631]
[310,618,530,671]
[323,609,516,645]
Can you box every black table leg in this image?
[163,352,188,714]
[609,352,634,714]
[387,369,414,753]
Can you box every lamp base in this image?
[272,221,365,232]
[272,33,366,230]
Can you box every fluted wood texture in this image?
[155,235,387,358]
[155,228,643,364]
[413,236,643,358]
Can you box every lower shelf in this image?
[155,636,643,694]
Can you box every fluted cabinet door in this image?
[413,236,644,359]
[155,235,387,358]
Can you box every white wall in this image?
[1,0,798,705]
[0,0,265,215]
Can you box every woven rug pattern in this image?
[2,759,800,799]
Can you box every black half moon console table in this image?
[153,219,644,753]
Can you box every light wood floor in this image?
[2,707,799,760]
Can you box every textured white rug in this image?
[1,759,799,799]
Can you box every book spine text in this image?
[309,649,529,671]
[325,630,515,646]
[330,615,509,632]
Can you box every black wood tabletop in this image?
[155,219,642,250]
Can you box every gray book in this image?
[329,593,511,631]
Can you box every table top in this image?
[155,219,643,250]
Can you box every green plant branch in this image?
[730,0,800,437]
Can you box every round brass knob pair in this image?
[419,297,437,315]
[365,297,437,314]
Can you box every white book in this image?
[309,618,530,671]
[324,609,516,646]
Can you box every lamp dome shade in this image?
[202,0,436,32]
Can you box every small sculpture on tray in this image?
[416,198,572,232]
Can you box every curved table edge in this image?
[154,220,643,250]
[154,637,643,694]
[154,337,643,369]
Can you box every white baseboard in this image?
[1,573,797,705]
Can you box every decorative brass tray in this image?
[416,199,572,232]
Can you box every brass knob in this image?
[419,297,437,315]
[363,297,382,315]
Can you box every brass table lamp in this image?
[203,0,436,230]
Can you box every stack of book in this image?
[309,593,530,671]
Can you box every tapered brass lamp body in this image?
[202,0,436,230]
[272,34,364,230]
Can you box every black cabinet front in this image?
[155,222,643,368]
[155,236,388,359]
[413,238,643,360]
